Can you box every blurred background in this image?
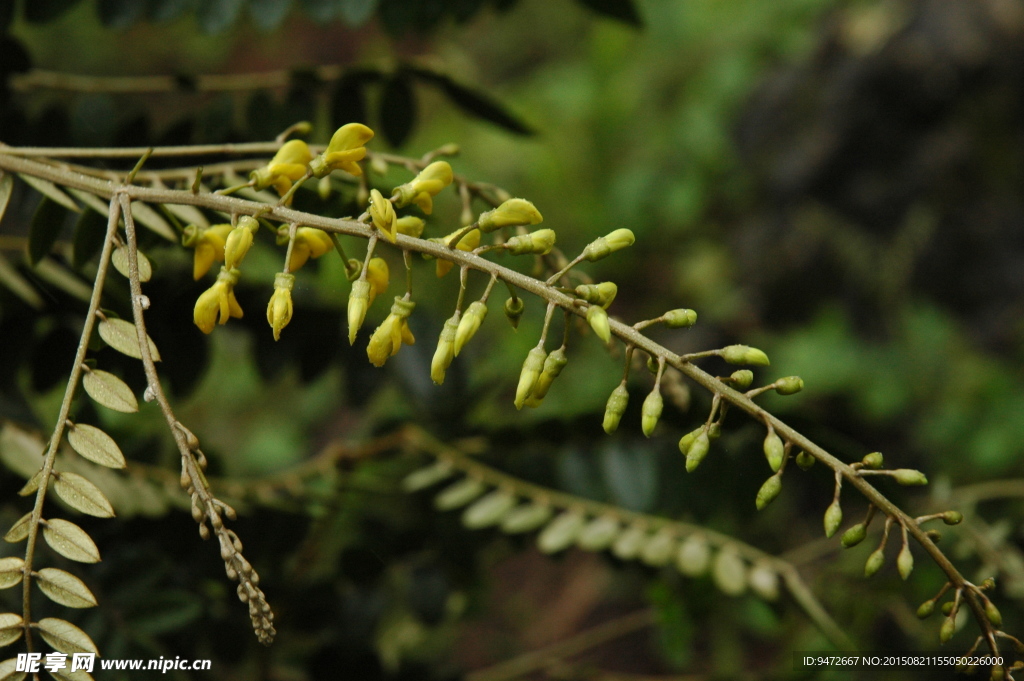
[1,0,1024,679]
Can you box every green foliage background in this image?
[1,0,1023,679]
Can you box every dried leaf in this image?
[3,512,32,543]
[66,422,126,469]
[0,656,27,681]
[36,568,97,608]
[128,201,176,241]
[50,667,95,681]
[54,472,115,518]
[36,617,99,655]
[43,518,101,563]
[111,245,152,282]
[0,557,24,589]
[18,174,80,213]
[98,318,161,362]
[82,369,138,413]
[0,614,23,647]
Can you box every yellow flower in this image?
[369,188,397,243]
[285,227,335,272]
[395,216,425,238]
[478,198,543,233]
[309,123,374,178]
[366,257,389,305]
[250,139,314,196]
[367,297,416,367]
[431,314,459,385]
[394,161,453,215]
[224,216,259,270]
[347,280,371,345]
[434,227,480,277]
[193,267,242,334]
[266,273,295,341]
[183,223,233,280]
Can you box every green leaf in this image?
[461,489,516,529]
[576,515,620,551]
[196,0,244,33]
[0,254,44,309]
[49,667,94,681]
[0,558,24,589]
[162,202,207,227]
[128,201,176,241]
[433,478,486,511]
[0,614,23,647]
[28,197,68,266]
[32,259,92,302]
[575,0,641,26]
[0,173,13,225]
[42,518,101,563]
[438,77,533,135]
[537,511,586,554]
[401,461,454,492]
[98,317,161,362]
[3,512,32,543]
[71,208,108,269]
[65,188,109,215]
[249,0,293,31]
[500,502,552,534]
[82,369,138,413]
[97,0,146,28]
[110,244,152,282]
[0,657,28,681]
[66,422,127,469]
[380,73,417,148]
[36,617,99,655]
[18,472,41,496]
[36,568,97,608]
[19,175,80,213]
[340,0,377,26]
[54,472,116,518]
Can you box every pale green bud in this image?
[685,432,711,472]
[861,451,884,469]
[864,548,885,577]
[505,228,556,256]
[582,228,635,261]
[763,431,785,472]
[916,600,935,619]
[641,390,663,437]
[515,346,547,410]
[663,308,697,328]
[574,282,618,308]
[897,543,914,580]
[892,469,928,486]
[939,615,955,643]
[755,474,783,510]
[431,314,459,385]
[722,345,770,366]
[795,450,816,470]
[529,347,568,404]
[602,383,629,434]
[925,529,942,543]
[504,296,524,329]
[824,500,843,538]
[500,503,552,534]
[478,198,543,233]
[730,370,754,388]
[942,511,963,525]
[454,301,488,356]
[985,599,1002,628]
[941,601,955,616]
[841,523,866,547]
[347,280,371,345]
[587,305,611,343]
[678,428,701,456]
[774,376,804,395]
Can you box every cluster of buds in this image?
[192,216,260,334]
[367,297,416,367]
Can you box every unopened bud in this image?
[824,500,842,538]
[318,175,332,200]
[942,511,963,525]
[602,383,629,434]
[861,452,884,469]
[454,301,488,356]
[763,431,785,472]
[985,599,1003,628]
[431,314,459,385]
[641,390,663,437]
[864,548,885,577]
[942,601,955,616]
[916,600,935,618]
[515,346,547,410]
[892,469,928,486]
[774,376,804,395]
[506,228,556,256]
[395,216,425,238]
[755,474,783,510]
[939,615,955,643]
[347,280,371,345]
[663,308,697,328]
[587,305,611,343]
[685,432,711,472]
[529,347,568,404]
[582,228,635,261]
[504,296,524,329]
[841,523,866,547]
[721,345,770,366]
[897,543,914,580]
[575,282,618,308]
[730,370,753,388]
[478,198,543,233]
[795,450,816,470]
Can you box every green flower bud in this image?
[462,490,517,529]
[861,451,884,469]
[707,422,722,440]
[763,431,785,472]
[721,345,770,366]
[478,198,543,233]
[755,474,783,510]
[574,282,618,308]
[916,600,935,619]
[576,515,620,551]
[537,511,586,554]
[897,543,914,580]
[892,469,929,486]
[678,427,701,455]
[942,511,963,525]
[500,503,553,534]
[990,663,1005,681]
[602,383,629,434]
[504,296,524,329]
[841,523,867,547]
[515,346,548,410]
[941,601,955,616]
[645,356,658,373]
[939,615,956,643]
[663,308,697,328]
[505,228,556,256]
[864,548,885,577]
[676,534,711,576]
[640,528,677,567]
[641,390,663,437]
[774,376,804,395]
[529,348,568,404]
[582,228,635,261]
[985,599,1003,628]
[824,500,843,538]
[431,314,459,385]
[925,529,942,543]
[795,450,816,470]
[587,305,611,343]
[730,370,754,388]
[454,301,488,356]
[685,432,711,472]
[347,280,371,345]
